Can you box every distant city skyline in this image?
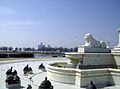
[0,0,120,48]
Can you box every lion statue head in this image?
[84,33,93,44]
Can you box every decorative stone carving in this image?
[83,33,106,48]
[38,63,46,71]
[86,81,97,89]
[78,33,110,53]
[27,84,32,89]
[5,67,21,88]
[23,64,33,75]
[12,70,17,76]
[39,77,53,89]
[6,67,13,76]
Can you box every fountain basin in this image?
[47,62,80,85]
[46,52,120,88]
[47,62,120,88]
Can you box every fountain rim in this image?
[65,52,112,55]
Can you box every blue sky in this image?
[0,0,120,48]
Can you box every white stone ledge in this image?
[65,52,111,55]
[47,63,120,87]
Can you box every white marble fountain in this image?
[47,29,120,88]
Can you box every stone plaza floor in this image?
[0,57,120,89]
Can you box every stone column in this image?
[117,29,120,47]
[111,29,120,52]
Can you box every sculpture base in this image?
[111,46,120,53]
[39,86,53,89]
[78,47,111,53]
[6,82,21,88]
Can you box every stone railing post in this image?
[117,29,120,47]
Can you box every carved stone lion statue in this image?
[83,33,107,48]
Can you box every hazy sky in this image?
[0,0,120,48]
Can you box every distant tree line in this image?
[37,46,78,52]
[0,46,78,53]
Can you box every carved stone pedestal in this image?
[78,47,110,53]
